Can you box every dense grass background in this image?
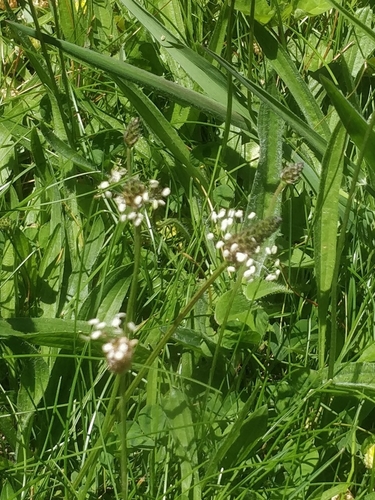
[1,0,375,498]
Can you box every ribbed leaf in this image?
[248,79,284,218]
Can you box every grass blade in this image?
[7,22,249,131]
[320,75,375,186]
[314,122,346,369]
[254,21,331,140]
[206,48,327,157]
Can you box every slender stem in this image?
[120,374,128,500]
[207,268,244,391]
[127,147,133,177]
[76,376,121,500]
[221,0,234,161]
[72,261,228,492]
[126,225,142,325]
[123,261,228,401]
[265,181,285,219]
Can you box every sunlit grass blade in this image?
[327,0,375,44]
[120,0,251,121]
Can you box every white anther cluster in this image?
[208,209,281,282]
[88,313,138,374]
[97,175,171,226]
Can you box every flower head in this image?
[97,175,170,226]
[124,117,142,148]
[364,443,375,469]
[280,162,303,184]
[87,314,138,374]
[209,209,281,281]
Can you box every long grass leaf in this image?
[120,0,250,120]
[254,22,331,140]
[320,75,375,186]
[7,22,248,131]
[114,78,207,187]
[206,49,327,156]
[314,122,346,369]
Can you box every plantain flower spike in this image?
[280,162,303,185]
[124,117,142,148]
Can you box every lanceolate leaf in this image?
[0,318,91,350]
[248,78,284,219]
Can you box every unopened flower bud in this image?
[124,117,142,148]
[280,162,303,184]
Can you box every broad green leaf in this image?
[0,239,16,318]
[82,217,106,276]
[234,0,274,24]
[163,388,198,496]
[208,404,268,476]
[344,7,375,78]
[0,318,91,350]
[138,404,167,437]
[323,362,375,394]
[245,278,291,301]
[0,481,15,499]
[314,125,346,293]
[215,291,252,325]
[295,0,331,17]
[97,271,133,323]
[358,343,375,362]
[17,344,50,431]
[320,485,352,500]
[126,421,154,449]
[172,327,204,351]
